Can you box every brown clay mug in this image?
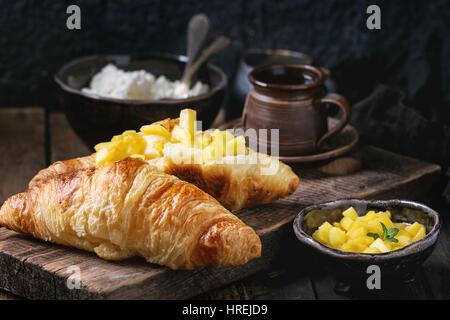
[243,64,350,156]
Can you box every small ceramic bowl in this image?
[293,199,441,289]
[55,53,227,149]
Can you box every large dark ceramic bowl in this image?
[55,53,227,150]
[293,199,441,290]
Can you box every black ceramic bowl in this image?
[293,199,441,288]
[55,53,227,149]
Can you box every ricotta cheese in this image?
[82,64,209,100]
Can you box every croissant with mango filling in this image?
[30,109,300,211]
[0,158,261,270]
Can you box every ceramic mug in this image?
[243,64,350,156]
[227,49,313,120]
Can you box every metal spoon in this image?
[182,14,210,80]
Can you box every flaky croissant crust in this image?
[1,158,261,269]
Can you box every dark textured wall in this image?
[1,0,449,109]
[2,0,450,202]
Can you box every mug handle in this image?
[316,93,351,148]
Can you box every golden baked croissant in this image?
[30,113,300,211]
[1,158,261,270]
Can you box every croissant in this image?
[1,158,261,270]
[30,117,300,211]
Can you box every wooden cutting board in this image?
[0,108,442,299]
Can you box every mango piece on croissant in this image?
[194,131,213,149]
[226,136,246,156]
[202,145,218,162]
[179,108,197,138]
[140,124,171,140]
[94,130,147,166]
[171,125,192,147]
[1,158,261,269]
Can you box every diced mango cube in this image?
[317,222,333,244]
[234,136,246,155]
[342,207,358,220]
[312,230,320,242]
[94,129,147,166]
[95,141,127,166]
[369,238,390,253]
[213,130,233,157]
[395,233,411,246]
[405,222,423,237]
[329,227,347,247]
[397,229,411,238]
[180,108,197,138]
[202,145,217,162]
[111,134,123,142]
[360,220,381,234]
[378,210,392,219]
[171,125,192,147]
[225,139,236,156]
[358,210,376,222]
[347,225,367,239]
[224,130,236,143]
[142,134,166,156]
[140,124,171,140]
[340,216,354,231]
[394,222,406,230]
[95,147,113,166]
[363,247,381,254]
[94,142,111,152]
[210,130,224,156]
[367,218,382,232]
[412,225,426,241]
[120,131,147,155]
[194,131,213,149]
[352,236,374,246]
[226,136,246,156]
[342,240,366,253]
[378,214,394,229]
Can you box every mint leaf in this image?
[379,222,399,242]
[386,228,399,238]
[367,232,379,240]
[381,222,388,240]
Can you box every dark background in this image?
[1,0,450,202]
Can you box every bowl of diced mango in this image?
[293,199,441,283]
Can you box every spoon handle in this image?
[182,35,231,86]
[183,14,210,79]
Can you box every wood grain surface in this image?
[0,108,46,204]
[0,108,446,300]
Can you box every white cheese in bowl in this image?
[82,64,209,100]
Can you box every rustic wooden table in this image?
[0,107,448,300]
